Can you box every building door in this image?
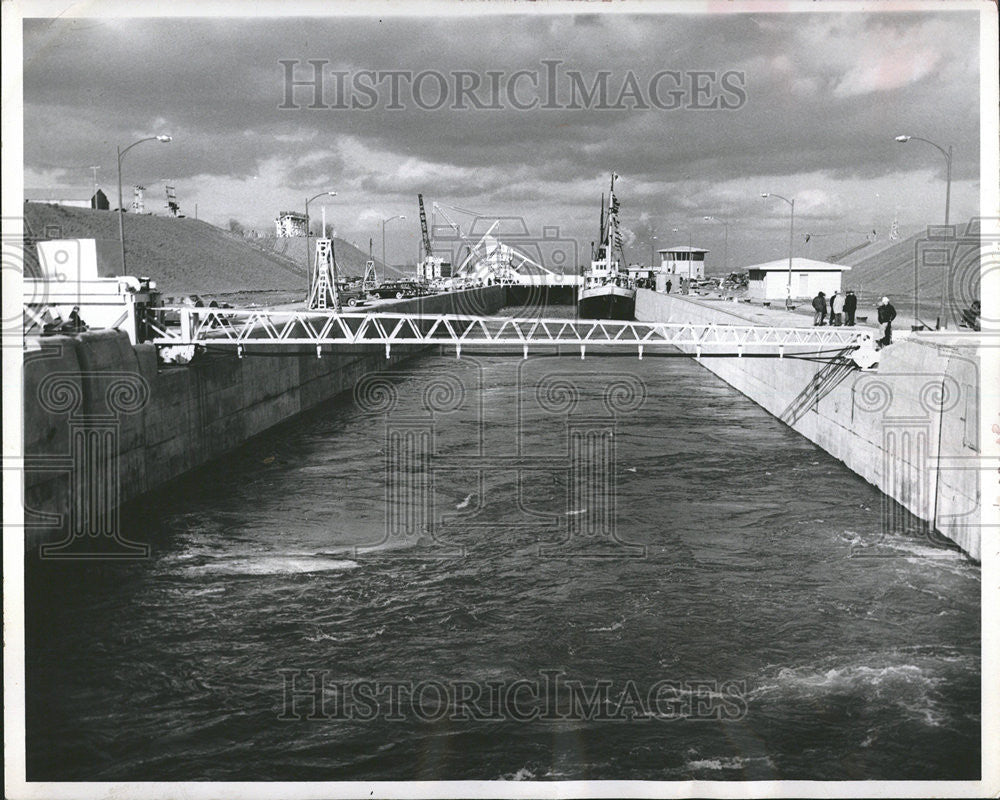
[798,273,809,297]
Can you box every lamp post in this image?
[117,135,171,274]
[381,215,406,277]
[703,215,730,272]
[304,191,337,298]
[895,134,953,328]
[761,193,795,305]
[894,135,952,226]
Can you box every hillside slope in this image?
[22,204,401,300]
[251,235,409,281]
[836,221,980,307]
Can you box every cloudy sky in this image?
[21,5,984,268]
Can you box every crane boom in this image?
[418,194,433,258]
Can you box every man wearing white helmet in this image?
[877,296,897,348]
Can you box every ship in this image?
[578,172,636,320]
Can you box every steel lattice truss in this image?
[148,308,875,359]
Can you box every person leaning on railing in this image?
[876,296,897,348]
[811,291,827,326]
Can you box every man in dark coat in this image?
[811,291,827,326]
[877,296,897,347]
[844,290,858,326]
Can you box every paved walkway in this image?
[676,291,920,340]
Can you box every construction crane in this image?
[418,194,433,260]
[414,197,452,282]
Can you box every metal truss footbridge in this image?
[147,307,877,362]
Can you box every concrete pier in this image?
[636,289,981,561]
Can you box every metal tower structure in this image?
[363,237,378,291]
[418,194,433,260]
[308,238,340,310]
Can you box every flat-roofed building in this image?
[658,246,708,280]
[746,257,850,301]
[275,211,308,238]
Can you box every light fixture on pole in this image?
[305,191,337,299]
[381,215,407,276]
[761,192,795,306]
[703,215,730,272]
[117,135,171,274]
[894,135,952,226]
[895,134,954,328]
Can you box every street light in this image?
[895,135,952,226]
[761,192,795,305]
[117,135,171,274]
[305,191,337,298]
[381,215,407,277]
[703,215,730,272]
[895,134,954,328]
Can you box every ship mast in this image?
[606,172,619,272]
[598,192,606,261]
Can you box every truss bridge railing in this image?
[147,307,876,361]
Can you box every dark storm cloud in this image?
[22,9,981,239]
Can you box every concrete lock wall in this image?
[23,287,507,550]
[635,289,981,561]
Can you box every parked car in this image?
[338,286,367,307]
[368,281,424,299]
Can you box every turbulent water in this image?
[26,308,980,782]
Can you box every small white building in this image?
[275,211,308,238]
[658,246,708,280]
[626,263,655,282]
[746,257,851,301]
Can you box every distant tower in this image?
[308,237,341,310]
[131,185,146,214]
[363,237,378,290]
[165,184,180,217]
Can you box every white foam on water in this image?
[686,755,774,771]
[186,554,360,576]
[502,766,535,781]
[749,658,961,730]
[589,620,624,632]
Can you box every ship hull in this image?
[578,285,636,320]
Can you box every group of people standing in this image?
[810,290,897,347]
[811,290,858,327]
